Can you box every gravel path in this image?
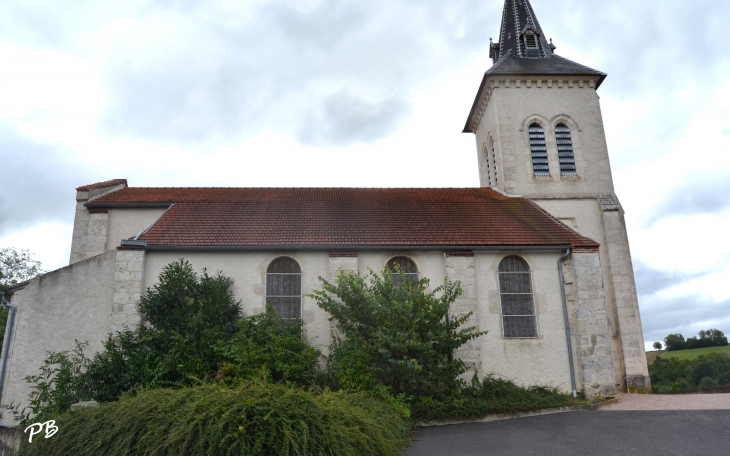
[601,393,730,410]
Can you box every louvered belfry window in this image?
[386,256,419,286]
[266,257,302,318]
[555,123,577,176]
[498,256,538,338]
[529,123,549,176]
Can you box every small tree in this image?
[653,342,663,351]
[0,247,44,291]
[311,268,486,400]
[1,247,44,350]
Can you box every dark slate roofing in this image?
[87,187,598,249]
[498,0,552,60]
[486,54,606,79]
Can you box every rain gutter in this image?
[557,248,578,397]
[0,292,17,414]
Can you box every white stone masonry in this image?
[445,254,481,373]
[565,251,617,398]
[111,248,145,332]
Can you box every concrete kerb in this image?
[415,398,619,427]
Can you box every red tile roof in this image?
[76,179,128,192]
[88,187,598,249]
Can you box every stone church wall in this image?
[1,251,117,426]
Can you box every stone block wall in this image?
[69,182,126,265]
[601,207,651,393]
[445,253,481,373]
[111,248,145,332]
[566,250,617,398]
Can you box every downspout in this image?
[558,249,578,398]
[0,292,17,414]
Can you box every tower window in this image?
[385,256,419,286]
[555,124,577,176]
[498,256,538,338]
[492,140,498,185]
[528,123,549,176]
[266,257,302,318]
[485,144,492,186]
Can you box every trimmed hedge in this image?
[19,383,411,456]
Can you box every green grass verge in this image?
[657,345,730,361]
[19,383,411,456]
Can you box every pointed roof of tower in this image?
[464,0,607,133]
[497,0,552,60]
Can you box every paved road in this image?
[405,410,730,456]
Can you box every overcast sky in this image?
[1,0,729,350]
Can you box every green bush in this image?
[3,341,90,425]
[312,269,486,400]
[12,260,321,423]
[19,383,411,456]
[411,374,583,421]
[216,305,320,384]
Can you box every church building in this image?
[1,0,650,424]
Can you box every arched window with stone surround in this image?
[498,256,538,338]
[555,123,577,176]
[528,123,549,176]
[266,257,302,318]
[385,256,419,286]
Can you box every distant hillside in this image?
[647,345,730,364]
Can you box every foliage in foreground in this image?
[5,260,319,425]
[312,268,486,400]
[411,374,584,421]
[649,352,730,392]
[19,383,411,456]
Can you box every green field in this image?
[649,345,730,362]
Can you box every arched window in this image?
[555,124,577,176]
[485,142,492,186]
[385,256,419,286]
[528,123,549,176]
[498,256,538,338]
[266,257,302,318]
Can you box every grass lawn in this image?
[646,350,665,364]
[648,345,730,362]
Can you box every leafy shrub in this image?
[216,305,320,384]
[19,383,411,456]
[411,374,583,421]
[3,341,90,426]
[312,269,486,400]
[13,260,321,423]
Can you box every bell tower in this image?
[464,0,651,392]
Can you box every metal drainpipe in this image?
[558,249,578,398]
[0,292,16,412]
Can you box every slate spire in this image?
[490,0,555,63]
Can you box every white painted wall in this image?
[105,208,167,251]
